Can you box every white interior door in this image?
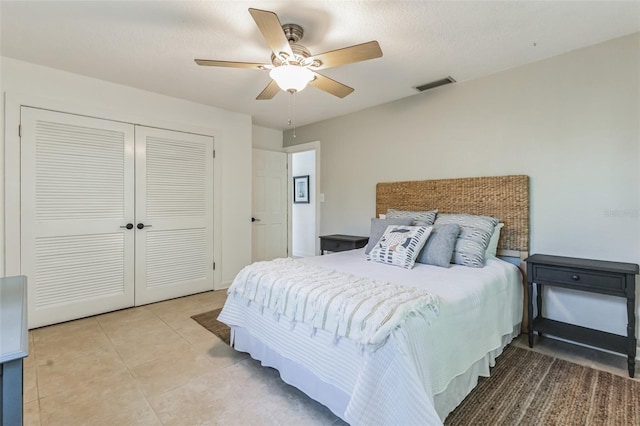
[21,107,135,328]
[252,149,288,261]
[134,126,214,305]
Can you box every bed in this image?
[219,175,529,425]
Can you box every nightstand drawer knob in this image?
[571,274,580,281]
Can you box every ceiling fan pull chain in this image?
[288,91,292,127]
[293,91,297,138]
[286,91,297,138]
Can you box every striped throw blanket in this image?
[227,258,439,348]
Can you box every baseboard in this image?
[217,280,232,290]
[292,251,316,258]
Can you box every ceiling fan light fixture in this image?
[269,65,314,93]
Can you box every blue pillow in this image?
[415,224,461,267]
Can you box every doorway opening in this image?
[291,150,315,257]
[286,141,321,257]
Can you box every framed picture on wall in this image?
[293,175,310,204]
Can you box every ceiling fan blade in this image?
[249,8,294,60]
[309,72,354,98]
[256,80,280,100]
[194,59,268,70]
[311,41,383,70]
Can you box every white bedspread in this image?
[227,257,439,347]
[219,249,522,425]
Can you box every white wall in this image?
[252,125,283,151]
[1,57,252,288]
[292,150,316,257]
[284,34,640,344]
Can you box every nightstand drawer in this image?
[321,239,351,252]
[532,265,625,294]
[319,235,369,254]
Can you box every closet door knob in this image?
[137,223,152,229]
[120,223,134,230]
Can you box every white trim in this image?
[4,92,222,290]
[284,141,321,256]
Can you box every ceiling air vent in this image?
[415,76,456,92]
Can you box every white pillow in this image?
[367,225,432,269]
[379,214,386,219]
[485,222,504,259]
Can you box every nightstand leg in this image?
[527,281,534,348]
[536,284,543,338]
[627,293,636,378]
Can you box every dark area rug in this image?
[191,307,230,345]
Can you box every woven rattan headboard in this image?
[376,175,529,256]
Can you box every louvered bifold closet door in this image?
[134,126,214,305]
[21,107,135,328]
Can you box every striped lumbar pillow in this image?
[434,213,499,267]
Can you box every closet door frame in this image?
[3,94,222,318]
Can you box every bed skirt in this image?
[231,324,521,425]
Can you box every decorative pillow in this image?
[434,213,499,268]
[415,224,461,267]
[484,222,504,259]
[386,209,438,226]
[365,217,413,254]
[367,225,433,269]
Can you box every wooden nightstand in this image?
[319,235,369,255]
[526,254,639,378]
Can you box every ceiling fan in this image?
[195,8,383,100]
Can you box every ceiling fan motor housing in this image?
[282,23,303,43]
[271,43,313,67]
[271,23,316,67]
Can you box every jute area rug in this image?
[192,309,639,425]
[445,345,639,425]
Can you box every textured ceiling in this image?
[2,1,639,130]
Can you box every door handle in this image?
[251,217,261,222]
[137,223,152,229]
[120,223,134,230]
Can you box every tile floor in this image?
[22,290,638,425]
[23,290,344,426]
